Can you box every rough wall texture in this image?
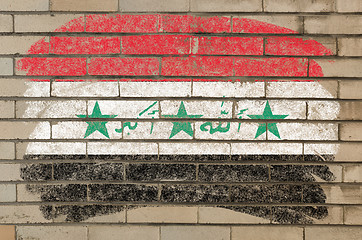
[0,0,362,239]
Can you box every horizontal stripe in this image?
[23,154,335,162]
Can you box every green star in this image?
[77,101,117,139]
[163,101,203,139]
[247,101,288,139]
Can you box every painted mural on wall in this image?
[17,14,339,224]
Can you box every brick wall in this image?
[0,0,362,239]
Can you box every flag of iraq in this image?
[15,14,343,224]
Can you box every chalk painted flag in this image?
[16,14,341,224]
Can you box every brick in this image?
[265,37,335,56]
[88,142,158,155]
[52,121,123,139]
[232,143,302,155]
[345,207,362,224]
[0,79,50,97]
[119,80,191,97]
[122,35,190,55]
[0,225,15,240]
[16,58,87,76]
[193,80,264,98]
[266,80,337,99]
[199,207,270,224]
[305,143,362,162]
[15,15,84,32]
[50,37,120,54]
[162,56,233,76]
[17,226,87,240]
[310,59,362,77]
[305,227,362,240]
[195,122,264,140]
[339,80,362,99]
[16,142,86,158]
[54,163,124,181]
[232,226,303,240]
[0,36,49,54]
[159,143,230,155]
[199,164,268,182]
[161,185,229,203]
[0,185,16,202]
[89,184,158,202]
[305,16,362,34]
[127,206,197,223]
[267,123,338,141]
[239,100,306,120]
[191,0,261,12]
[1,0,48,11]
[191,36,263,55]
[51,0,117,11]
[323,185,362,204]
[123,122,192,140]
[128,163,195,181]
[338,38,362,56]
[0,164,21,181]
[232,16,302,33]
[336,0,362,12]
[88,100,159,119]
[86,14,158,33]
[120,0,189,12]
[0,101,14,118]
[0,15,12,32]
[341,123,362,141]
[307,101,340,120]
[16,100,86,118]
[338,102,362,120]
[160,100,233,119]
[89,226,159,240]
[159,15,231,33]
[161,226,230,240]
[0,122,50,139]
[0,58,13,76]
[264,0,334,12]
[271,206,342,224]
[234,57,308,77]
[344,165,362,182]
[52,80,119,97]
[271,165,340,182]
[0,142,15,159]
[89,57,159,76]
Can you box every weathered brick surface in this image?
[305,16,362,34]
[338,38,362,56]
[0,0,362,237]
[0,0,49,11]
[0,15,12,32]
[190,0,262,12]
[339,81,362,99]
[232,226,303,240]
[120,0,189,12]
[264,0,335,12]
[345,207,362,225]
[0,185,16,202]
[15,15,84,32]
[89,226,159,240]
[336,0,362,12]
[17,226,87,240]
[305,227,362,240]
[50,0,118,11]
[0,58,13,76]
[161,226,230,240]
